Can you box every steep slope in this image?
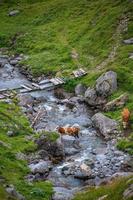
[0,0,133,199]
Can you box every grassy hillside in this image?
[0,0,133,199]
[0,0,133,108]
[0,100,53,200]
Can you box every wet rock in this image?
[36,135,64,162]
[64,147,80,156]
[6,184,25,200]
[123,184,133,199]
[9,10,20,16]
[104,93,128,111]
[85,88,98,106]
[95,71,117,97]
[61,135,75,147]
[84,158,95,168]
[123,38,133,44]
[54,88,72,100]
[29,160,52,174]
[18,93,34,107]
[4,63,14,73]
[75,84,86,96]
[0,55,8,66]
[80,163,92,176]
[84,88,106,107]
[9,59,18,65]
[92,113,119,139]
[53,187,74,200]
[74,171,92,180]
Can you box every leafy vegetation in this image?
[0,100,53,200]
[117,133,133,155]
[73,176,133,200]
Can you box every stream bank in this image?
[0,54,132,200]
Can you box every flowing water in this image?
[0,63,129,200]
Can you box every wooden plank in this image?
[73,68,87,77]
[32,83,40,89]
[39,82,54,90]
[56,77,65,84]
[50,78,60,85]
[21,84,32,91]
[39,79,51,85]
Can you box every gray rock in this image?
[75,84,86,96]
[18,93,34,107]
[4,63,14,73]
[7,130,16,137]
[29,160,52,174]
[92,113,119,138]
[123,38,133,44]
[85,88,98,106]
[9,10,20,16]
[61,135,75,148]
[0,55,8,66]
[84,87,106,107]
[64,147,80,156]
[95,71,117,97]
[10,59,18,65]
[36,134,64,162]
[53,187,74,200]
[6,185,25,200]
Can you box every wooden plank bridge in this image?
[0,68,87,98]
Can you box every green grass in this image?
[0,0,132,77]
[0,100,53,200]
[0,0,133,199]
[117,133,133,155]
[73,176,133,200]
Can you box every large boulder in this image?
[75,83,86,96]
[92,113,119,139]
[29,160,52,174]
[85,88,106,107]
[95,71,117,97]
[36,135,65,163]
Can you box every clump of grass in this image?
[73,176,133,200]
[117,134,133,155]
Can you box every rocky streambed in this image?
[21,90,131,200]
[0,54,132,200]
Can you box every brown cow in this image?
[57,126,80,138]
[121,108,130,129]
